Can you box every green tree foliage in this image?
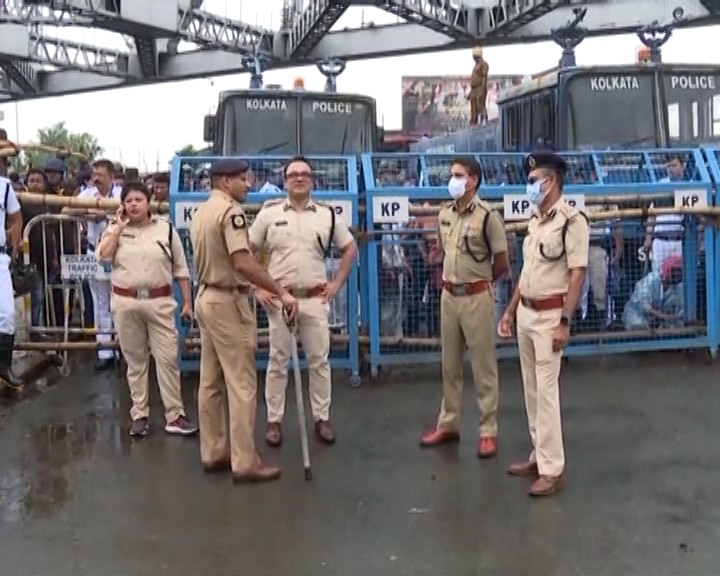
[21,122,103,172]
[175,144,204,157]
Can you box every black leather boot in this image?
[0,333,23,389]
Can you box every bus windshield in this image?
[301,99,375,154]
[221,95,298,154]
[663,71,720,144]
[566,72,657,149]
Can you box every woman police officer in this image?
[97,182,198,438]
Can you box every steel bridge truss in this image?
[373,0,477,41]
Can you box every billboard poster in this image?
[401,74,527,135]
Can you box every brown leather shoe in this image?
[476,436,497,458]
[232,464,282,484]
[528,475,562,497]
[202,458,231,474]
[315,420,335,444]
[506,460,538,477]
[419,428,460,447]
[265,422,283,447]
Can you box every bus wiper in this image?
[256,141,289,154]
[340,123,348,154]
[615,135,656,148]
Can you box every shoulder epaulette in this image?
[262,198,284,208]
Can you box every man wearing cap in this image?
[191,158,299,484]
[497,151,589,497]
[420,157,509,458]
[468,47,489,125]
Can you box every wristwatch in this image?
[560,315,571,327]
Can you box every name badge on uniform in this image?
[274,220,288,227]
[121,233,136,239]
[440,220,451,227]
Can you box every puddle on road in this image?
[0,407,130,524]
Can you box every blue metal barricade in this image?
[361,149,716,377]
[168,155,361,383]
[700,146,720,355]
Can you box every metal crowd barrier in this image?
[19,213,104,376]
[12,148,720,385]
[360,149,717,378]
[169,155,362,385]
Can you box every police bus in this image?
[204,89,378,155]
[411,63,720,153]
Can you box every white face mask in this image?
[447,176,467,200]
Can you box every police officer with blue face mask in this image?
[497,151,589,497]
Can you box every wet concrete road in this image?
[0,353,719,576]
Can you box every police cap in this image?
[523,151,567,176]
[44,158,65,173]
[209,159,250,178]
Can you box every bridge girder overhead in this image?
[0,0,718,101]
[372,0,478,41]
[286,0,351,61]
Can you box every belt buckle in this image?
[450,284,467,297]
[294,288,309,298]
[136,287,150,299]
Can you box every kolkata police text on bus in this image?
[311,101,353,114]
[245,99,288,111]
[669,75,717,90]
[589,76,640,91]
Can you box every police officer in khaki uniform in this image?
[249,156,358,446]
[420,157,509,457]
[97,181,197,437]
[190,159,299,484]
[498,151,589,497]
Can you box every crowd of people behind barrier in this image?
[370,153,702,343]
[0,134,710,369]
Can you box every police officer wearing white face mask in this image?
[420,157,509,459]
[498,151,588,497]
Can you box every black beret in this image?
[523,151,567,176]
[209,159,250,178]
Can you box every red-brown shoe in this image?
[419,428,460,447]
[232,464,282,484]
[315,420,335,444]
[265,423,283,447]
[506,460,539,477]
[476,436,497,458]
[528,475,562,497]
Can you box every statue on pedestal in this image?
[468,46,489,125]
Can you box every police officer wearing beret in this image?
[191,159,299,484]
[497,151,589,497]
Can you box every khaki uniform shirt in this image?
[190,189,251,289]
[438,197,507,283]
[518,198,590,299]
[248,198,354,288]
[100,216,189,289]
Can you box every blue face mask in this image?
[525,179,547,206]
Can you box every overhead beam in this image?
[286,0,351,61]
[484,0,560,37]
[309,23,457,60]
[371,0,478,41]
[178,8,276,57]
[492,1,712,40]
[29,32,131,76]
[0,58,39,93]
[133,36,159,78]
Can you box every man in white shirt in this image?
[63,159,121,370]
[0,175,23,387]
